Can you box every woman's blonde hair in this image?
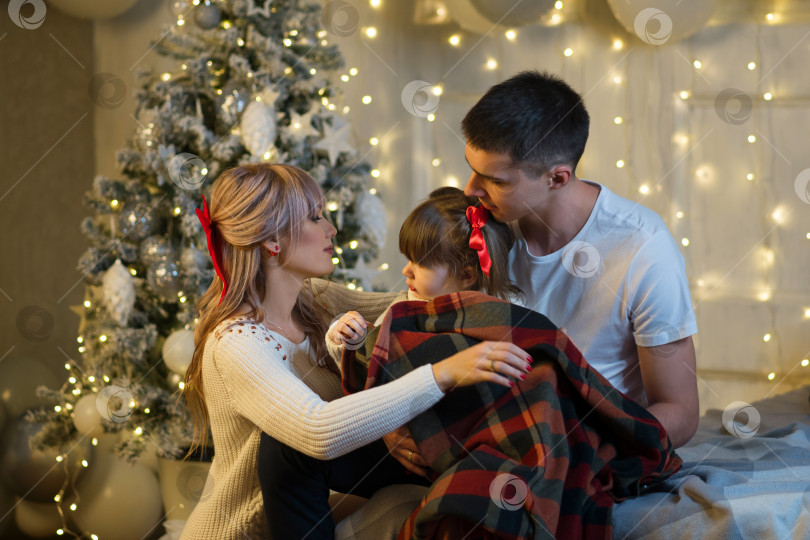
[182,163,334,460]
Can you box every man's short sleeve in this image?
[627,231,698,347]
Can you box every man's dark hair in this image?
[461,70,590,175]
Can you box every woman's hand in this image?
[382,426,427,477]
[432,341,532,393]
[328,311,368,348]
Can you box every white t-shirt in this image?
[508,181,697,405]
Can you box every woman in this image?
[180,163,532,539]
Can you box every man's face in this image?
[463,144,546,223]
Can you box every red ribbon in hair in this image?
[195,195,228,305]
[466,205,492,276]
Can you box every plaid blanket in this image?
[341,291,682,540]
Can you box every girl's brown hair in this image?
[182,163,333,460]
[399,186,522,301]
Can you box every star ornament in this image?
[287,108,319,141]
[247,0,272,18]
[313,121,356,166]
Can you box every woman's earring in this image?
[267,245,280,257]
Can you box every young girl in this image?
[180,166,531,540]
[327,186,522,377]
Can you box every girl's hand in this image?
[328,311,368,348]
[432,341,532,392]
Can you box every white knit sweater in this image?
[180,280,444,540]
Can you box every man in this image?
[459,70,699,448]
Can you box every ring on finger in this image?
[489,359,496,372]
[407,450,413,462]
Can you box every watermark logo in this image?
[96,385,135,423]
[722,401,760,438]
[794,168,810,204]
[489,473,529,511]
[561,241,600,278]
[16,305,54,342]
[88,73,127,109]
[168,153,208,191]
[401,80,440,118]
[634,8,672,45]
[176,465,214,503]
[322,0,360,37]
[8,0,46,30]
[714,89,753,125]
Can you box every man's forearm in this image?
[646,401,698,448]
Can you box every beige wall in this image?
[0,4,94,384]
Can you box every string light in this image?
[639,184,650,195]
[681,238,690,246]
[371,169,380,177]
[747,173,755,181]
[449,34,461,46]
[427,113,436,122]
[804,308,810,319]
[555,0,563,8]
[364,27,377,39]
[505,29,516,41]
[446,176,459,188]
[341,74,349,82]
[432,158,441,167]
[763,92,773,101]
[679,90,691,100]
[349,67,358,76]
[748,61,757,70]
[369,188,377,194]
[486,59,497,70]
[771,205,788,225]
[802,359,809,367]
[369,137,379,146]
[612,39,623,51]
[563,48,573,57]
[176,18,184,26]
[616,159,625,168]
[83,300,91,308]
[614,116,623,125]
[349,240,359,249]
[748,135,756,143]
[432,85,443,96]
[110,199,119,208]
[768,372,776,380]
[378,263,389,270]
[693,60,702,69]
[161,73,171,81]
[676,211,684,219]
[362,95,372,104]
[370,0,381,7]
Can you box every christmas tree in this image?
[28,0,386,467]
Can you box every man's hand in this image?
[382,426,427,477]
[638,336,699,448]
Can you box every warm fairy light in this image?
[369,137,379,146]
[697,279,705,287]
[747,173,755,181]
[679,90,691,100]
[616,159,625,168]
[78,346,86,353]
[613,75,622,84]
[263,151,272,160]
[763,333,772,342]
[803,308,810,319]
[681,237,690,246]
[555,0,563,8]
[335,246,343,254]
[427,113,436,122]
[563,48,573,57]
[379,263,389,270]
[758,288,772,301]
[103,375,110,382]
[54,405,61,412]
[763,92,773,101]
[99,335,107,342]
[179,381,185,389]
[748,61,756,70]
[310,68,317,75]
[639,184,650,195]
[176,18,184,26]
[612,38,623,51]
[84,300,91,308]
[57,530,64,536]
[289,29,298,36]
[371,169,380,177]
[343,106,350,114]
[748,135,756,143]
[614,116,623,124]
[332,257,339,264]
[341,74,349,82]
[768,372,776,380]
[88,375,94,382]
[180,296,187,303]
[432,85,443,96]
[676,211,684,219]
[70,503,77,511]
[802,359,809,367]
[486,59,498,70]
[446,175,459,188]
[174,207,181,215]
[56,455,63,462]
[370,0,381,7]
[283,38,292,47]
[181,64,187,70]
[449,34,461,46]
[349,67,358,76]
[365,27,377,38]
[349,240,359,249]
[54,494,61,502]
[77,336,83,343]
[222,20,231,29]
[347,283,357,290]
[766,13,775,22]
[505,29,516,41]
[82,460,88,467]
[144,407,150,413]
[237,38,245,47]
[129,268,137,276]
[362,95,372,104]
[771,205,788,225]
[693,60,702,69]
[134,427,143,435]
[161,72,171,81]
[110,199,119,207]
[549,13,562,24]
[432,158,441,167]
[284,67,292,75]
[369,188,377,194]
[327,201,339,211]
[69,377,76,384]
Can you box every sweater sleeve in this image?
[212,331,444,460]
[309,278,399,323]
[325,318,345,366]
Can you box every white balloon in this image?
[72,394,104,436]
[14,499,64,538]
[606,0,716,44]
[163,329,196,375]
[48,0,139,20]
[73,450,162,540]
[470,0,554,27]
[444,0,503,34]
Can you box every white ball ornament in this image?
[606,0,716,45]
[102,259,136,326]
[163,329,196,375]
[14,499,64,538]
[72,394,104,436]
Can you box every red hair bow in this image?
[466,205,492,276]
[195,195,228,306]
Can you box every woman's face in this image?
[279,209,337,279]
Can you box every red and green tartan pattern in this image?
[341,291,682,539]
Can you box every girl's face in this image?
[279,209,337,280]
[401,260,466,301]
